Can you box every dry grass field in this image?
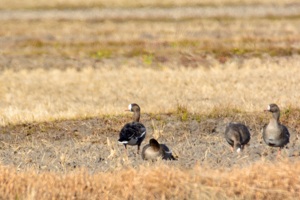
[0,0,300,199]
[0,161,299,199]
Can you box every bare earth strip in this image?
[1,6,300,71]
[1,5,300,21]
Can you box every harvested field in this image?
[0,1,300,199]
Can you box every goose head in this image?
[126,103,141,122]
[265,103,280,121]
[149,138,160,152]
[127,103,141,113]
[265,104,280,113]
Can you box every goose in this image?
[262,103,290,155]
[225,122,251,153]
[141,138,176,161]
[118,103,146,154]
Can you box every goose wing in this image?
[280,124,290,143]
[118,122,146,143]
[161,144,177,160]
[239,124,251,145]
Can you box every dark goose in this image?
[225,122,251,153]
[118,103,146,154]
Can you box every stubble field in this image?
[0,0,300,199]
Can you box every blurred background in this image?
[0,0,300,125]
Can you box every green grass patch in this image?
[142,53,154,65]
[12,38,300,61]
[175,104,189,122]
[91,49,112,59]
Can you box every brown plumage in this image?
[262,103,290,155]
[141,139,176,161]
[225,122,251,153]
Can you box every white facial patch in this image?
[236,148,241,153]
[128,104,132,111]
[267,105,270,110]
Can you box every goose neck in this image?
[133,111,140,122]
[272,111,280,122]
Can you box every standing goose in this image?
[262,103,290,155]
[225,122,251,153]
[141,138,176,161]
[118,103,146,154]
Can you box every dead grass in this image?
[1,4,300,199]
[0,57,300,126]
[0,161,299,199]
[2,7,297,126]
[2,18,300,60]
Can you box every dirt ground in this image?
[0,113,299,173]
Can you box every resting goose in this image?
[118,103,146,154]
[225,122,251,153]
[141,138,176,161]
[262,103,290,155]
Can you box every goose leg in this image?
[137,144,141,154]
[124,144,128,155]
[277,147,282,157]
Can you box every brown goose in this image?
[262,103,290,155]
[118,103,146,154]
[225,122,251,153]
[141,138,176,161]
